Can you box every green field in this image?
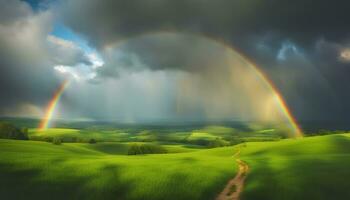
[2,124,350,199]
[0,139,236,200]
[240,133,350,200]
[28,125,282,146]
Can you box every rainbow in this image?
[106,31,303,137]
[239,53,303,137]
[39,80,70,130]
[38,31,303,137]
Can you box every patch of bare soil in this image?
[216,150,249,200]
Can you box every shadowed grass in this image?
[0,139,237,200]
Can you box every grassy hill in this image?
[240,133,350,200]
[4,126,350,200]
[0,139,236,200]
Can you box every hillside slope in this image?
[0,139,236,200]
[240,133,350,200]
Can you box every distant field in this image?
[28,125,282,145]
[240,133,350,200]
[68,142,202,155]
[188,132,219,140]
[0,139,236,200]
[29,128,131,142]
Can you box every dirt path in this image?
[216,150,249,200]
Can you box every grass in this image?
[188,132,219,141]
[239,133,350,200]
[8,126,350,199]
[0,139,237,200]
[161,144,203,153]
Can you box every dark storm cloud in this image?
[99,33,229,73]
[246,35,343,120]
[60,0,350,81]
[59,0,350,121]
[1,0,350,122]
[61,0,350,48]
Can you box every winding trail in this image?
[216,149,249,200]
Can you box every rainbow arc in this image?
[39,32,303,137]
[39,80,70,130]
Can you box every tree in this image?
[127,143,167,155]
[0,122,28,140]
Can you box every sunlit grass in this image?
[188,132,218,140]
[240,133,350,200]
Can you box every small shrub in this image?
[89,138,97,144]
[208,139,230,148]
[128,143,167,155]
[52,137,62,145]
[71,137,78,143]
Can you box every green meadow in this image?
[0,138,236,200]
[240,133,350,200]
[2,122,350,199]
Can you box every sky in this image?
[1,0,350,123]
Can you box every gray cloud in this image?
[59,0,350,121]
[97,33,230,76]
[1,0,350,123]
[0,0,32,25]
[0,0,92,116]
[61,0,350,48]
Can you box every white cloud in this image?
[47,34,91,66]
[47,35,105,82]
[53,51,103,82]
[54,65,81,80]
[88,53,104,69]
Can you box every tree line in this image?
[0,122,28,140]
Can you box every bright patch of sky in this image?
[24,0,104,72]
[277,41,300,61]
[339,48,350,62]
[51,23,104,81]
[51,22,94,54]
[54,64,97,81]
